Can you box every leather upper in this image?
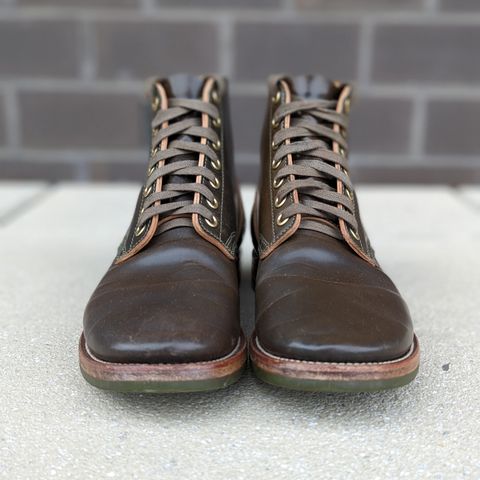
[255,231,413,363]
[116,75,242,263]
[84,228,240,364]
[83,75,243,364]
[253,75,414,363]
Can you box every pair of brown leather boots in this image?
[79,74,419,393]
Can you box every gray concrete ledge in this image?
[0,184,479,479]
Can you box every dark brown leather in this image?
[116,75,241,262]
[253,75,414,363]
[83,74,243,364]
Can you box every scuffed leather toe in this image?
[84,228,240,364]
[255,232,414,363]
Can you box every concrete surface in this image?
[0,183,479,480]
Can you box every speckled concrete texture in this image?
[0,184,479,479]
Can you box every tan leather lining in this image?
[259,79,301,259]
[334,86,377,267]
[192,77,235,260]
[115,82,169,264]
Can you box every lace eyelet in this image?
[209,176,220,189]
[152,96,160,112]
[344,98,351,113]
[147,165,155,175]
[207,197,219,209]
[143,184,153,197]
[339,147,346,157]
[272,91,281,104]
[276,213,289,227]
[211,158,221,171]
[271,118,279,128]
[272,158,282,169]
[212,139,221,151]
[212,117,221,128]
[211,90,219,103]
[135,224,146,236]
[273,177,284,188]
[210,159,222,170]
[205,215,218,228]
[350,228,360,240]
[271,140,279,151]
[274,196,286,208]
[346,188,353,200]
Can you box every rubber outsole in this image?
[250,335,420,392]
[79,333,247,393]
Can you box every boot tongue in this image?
[158,75,206,220]
[166,73,205,99]
[289,75,340,101]
[287,75,341,150]
[287,76,342,230]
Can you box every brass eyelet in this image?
[273,177,284,188]
[271,140,279,151]
[213,117,221,128]
[344,98,351,113]
[143,184,153,197]
[272,158,282,169]
[350,228,360,240]
[211,90,219,103]
[205,215,218,228]
[134,223,146,237]
[152,96,160,112]
[272,90,281,104]
[207,197,219,209]
[211,158,221,171]
[271,118,279,128]
[339,147,346,157]
[147,164,156,175]
[151,147,159,156]
[274,196,286,208]
[276,213,289,227]
[346,188,353,200]
[209,176,220,189]
[212,139,221,152]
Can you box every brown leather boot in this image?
[79,75,246,393]
[250,75,419,392]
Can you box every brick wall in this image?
[1,0,479,184]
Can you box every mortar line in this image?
[357,19,374,87]
[139,0,156,12]
[218,14,234,76]
[424,0,439,12]
[4,8,480,23]
[79,15,97,81]
[409,95,427,157]
[8,79,480,99]
[3,84,21,148]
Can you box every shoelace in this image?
[136,97,222,236]
[271,98,359,240]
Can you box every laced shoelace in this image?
[136,97,222,236]
[271,98,359,240]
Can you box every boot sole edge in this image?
[79,333,247,393]
[250,334,420,393]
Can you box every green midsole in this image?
[80,366,244,394]
[252,364,419,393]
